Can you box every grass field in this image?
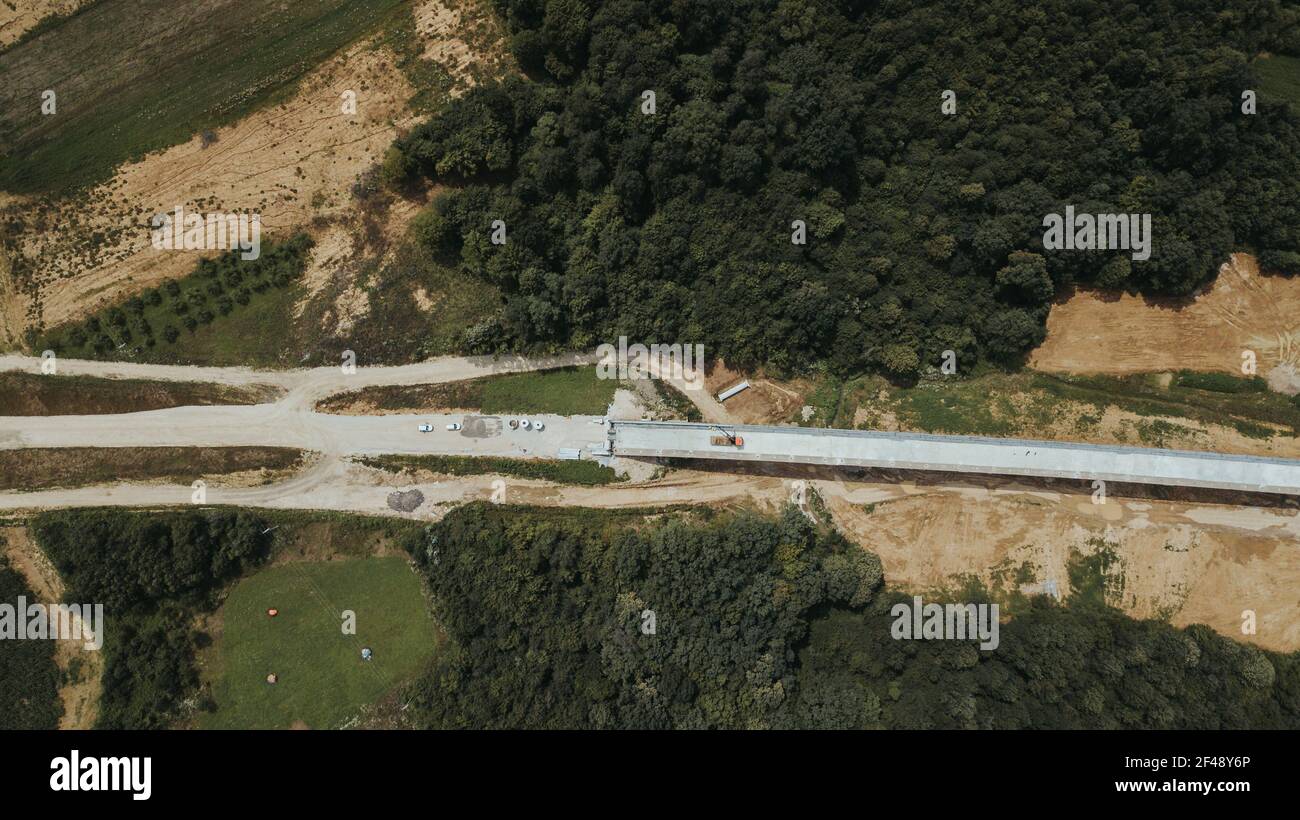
[358,454,622,486]
[318,366,619,416]
[0,0,408,195]
[200,557,437,730]
[1257,54,1300,109]
[0,372,277,415]
[0,446,305,491]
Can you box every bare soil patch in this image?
[0,447,308,491]
[1031,254,1300,389]
[704,360,813,424]
[0,0,88,48]
[0,372,279,414]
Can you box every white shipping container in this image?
[716,380,751,402]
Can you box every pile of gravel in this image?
[386,488,425,513]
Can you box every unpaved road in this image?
[0,351,605,509]
[6,351,1300,651]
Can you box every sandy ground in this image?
[7,41,419,333]
[1,524,102,728]
[703,360,815,424]
[0,0,508,346]
[1032,254,1300,391]
[0,0,87,47]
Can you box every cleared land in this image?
[199,556,437,729]
[1030,254,1300,390]
[317,366,618,416]
[0,371,279,415]
[358,454,620,486]
[0,447,306,491]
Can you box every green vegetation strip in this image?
[359,454,620,486]
[0,372,277,415]
[319,366,617,416]
[0,447,305,491]
[834,368,1300,447]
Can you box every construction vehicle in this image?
[709,426,744,447]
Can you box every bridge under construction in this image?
[607,420,1300,496]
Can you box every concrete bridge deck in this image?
[609,420,1300,495]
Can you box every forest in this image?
[0,545,61,729]
[404,502,1300,729]
[30,509,272,729]
[390,0,1300,377]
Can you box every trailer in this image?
[716,380,751,402]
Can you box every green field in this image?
[200,557,437,729]
[0,0,409,195]
[319,366,619,416]
[1257,54,1300,108]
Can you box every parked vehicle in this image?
[446,422,462,431]
[418,424,433,432]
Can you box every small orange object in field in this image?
[268,608,279,617]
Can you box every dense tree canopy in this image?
[405,503,1300,729]
[0,550,61,729]
[394,0,1300,377]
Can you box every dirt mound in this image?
[386,488,425,512]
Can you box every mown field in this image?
[318,366,618,416]
[199,557,437,729]
[0,0,408,194]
